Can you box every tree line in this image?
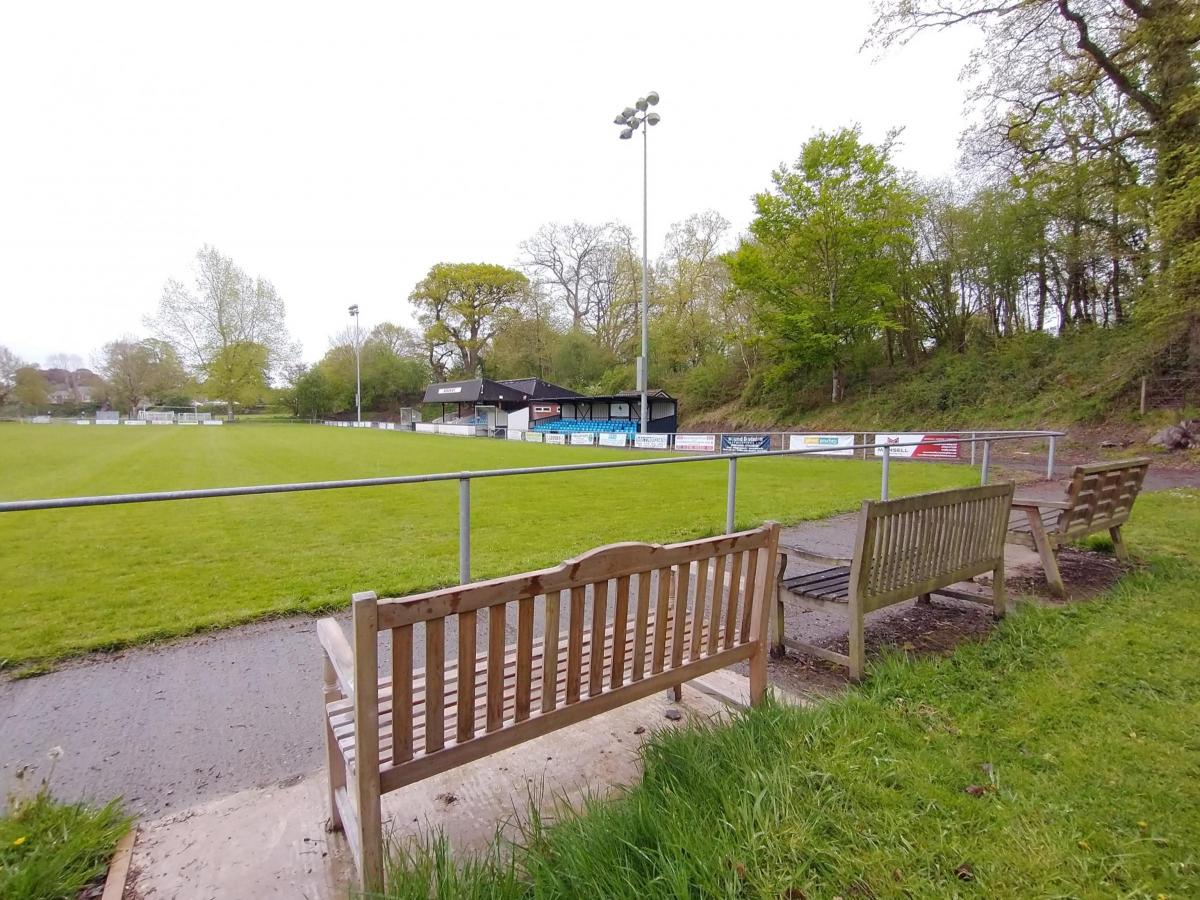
[6,2,1194,423]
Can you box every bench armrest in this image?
[1012,497,1072,510]
[318,618,355,698]
[781,544,854,567]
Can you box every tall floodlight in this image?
[613,90,660,433]
[348,304,361,423]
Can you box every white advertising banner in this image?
[570,432,596,445]
[674,434,716,452]
[788,433,856,457]
[415,423,437,434]
[506,429,524,441]
[598,432,627,447]
[873,433,961,460]
[525,432,544,443]
[633,433,670,450]
[124,419,147,426]
[202,420,224,426]
[544,433,566,445]
[75,420,92,425]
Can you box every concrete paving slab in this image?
[129,682,734,900]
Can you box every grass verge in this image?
[376,489,1200,898]
[0,788,131,900]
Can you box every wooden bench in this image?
[773,483,1014,681]
[1007,457,1149,597]
[318,522,781,888]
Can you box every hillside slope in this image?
[685,327,1193,435]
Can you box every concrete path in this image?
[129,681,734,899]
[1,468,1191,822]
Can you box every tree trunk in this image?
[831,365,843,404]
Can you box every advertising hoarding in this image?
[788,433,855,456]
[674,434,716,452]
[721,434,770,453]
[873,433,960,459]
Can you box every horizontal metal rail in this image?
[0,431,1061,514]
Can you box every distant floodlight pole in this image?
[614,90,660,434]
[349,304,361,423]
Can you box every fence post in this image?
[861,433,869,461]
[1139,376,1148,415]
[970,432,976,466]
[981,441,991,485]
[881,445,890,500]
[726,457,737,533]
[1046,435,1056,480]
[458,477,471,583]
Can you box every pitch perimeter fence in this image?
[1,429,1062,584]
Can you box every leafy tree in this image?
[409,263,529,376]
[0,345,23,405]
[728,128,920,402]
[872,0,1200,355]
[290,366,338,418]
[148,245,297,415]
[12,366,50,409]
[97,338,188,414]
[204,342,270,413]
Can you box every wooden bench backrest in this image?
[354,522,779,782]
[851,483,1015,613]
[1056,458,1149,539]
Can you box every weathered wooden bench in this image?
[1007,457,1149,596]
[318,522,780,888]
[773,483,1014,681]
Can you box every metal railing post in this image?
[726,457,737,533]
[1046,435,1056,479]
[981,441,991,485]
[881,445,890,500]
[458,477,471,583]
[970,432,976,466]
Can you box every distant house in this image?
[44,368,100,404]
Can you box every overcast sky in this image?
[0,1,978,368]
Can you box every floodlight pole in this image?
[349,304,362,423]
[639,117,649,434]
[614,91,659,434]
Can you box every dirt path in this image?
[2,470,1197,818]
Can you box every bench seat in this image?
[328,613,715,774]
[1005,458,1149,596]
[774,484,1014,680]
[320,523,781,889]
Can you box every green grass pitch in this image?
[0,424,976,667]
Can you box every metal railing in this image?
[1,431,1061,584]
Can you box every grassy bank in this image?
[379,489,1200,898]
[691,326,1191,432]
[0,424,973,667]
[0,789,130,900]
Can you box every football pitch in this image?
[0,424,976,668]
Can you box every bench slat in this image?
[457,610,477,742]
[541,591,561,714]
[515,596,534,722]
[487,605,506,732]
[392,624,414,763]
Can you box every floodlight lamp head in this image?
[636,97,648,111]
[348,304,359,316]
[646,112,660,125]
[613,114,627,125]
[646,91,659,105]
[628,117,640,129]
[619,128,633,139]
[621,106,636,118]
